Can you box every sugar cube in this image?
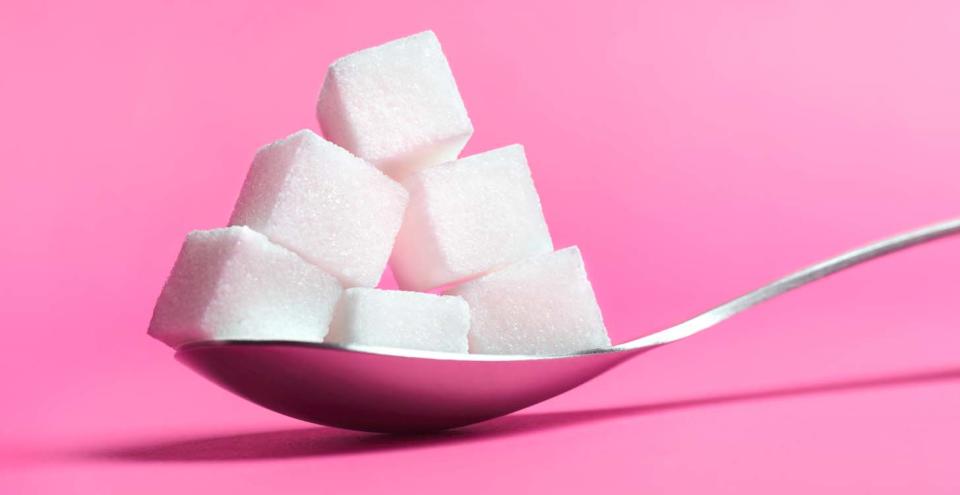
[326,288,470,353]
[148,226,343,348]
[447,247,610,355]
[316,31,473,179]
[229,129,408,287]
[391,144,553,291]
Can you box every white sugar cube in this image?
[447,247,610,355]
[316,31,473,180]
[148,226,343,348]
[326,288,470,353]
[391,144,553,291]
[229,129,408,287]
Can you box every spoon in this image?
[177,218,960,433]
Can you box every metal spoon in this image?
[177,218,960,433]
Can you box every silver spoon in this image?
[177,218,960,433]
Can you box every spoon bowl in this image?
[178,341,640,433]
[176,218,960,433]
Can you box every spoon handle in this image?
[617,217,960,351]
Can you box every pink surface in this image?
[2,0,959,493]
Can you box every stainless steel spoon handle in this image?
[618,217,960,351]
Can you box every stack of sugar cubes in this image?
[149,31,610,355]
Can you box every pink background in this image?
[2,0,959,493]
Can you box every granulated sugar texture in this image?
[229,129,407,288]
[327,288,470,353]
[317,31,473,180]
[448,247,609,355]
[149,227,342,348]
[152,32,609,355]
